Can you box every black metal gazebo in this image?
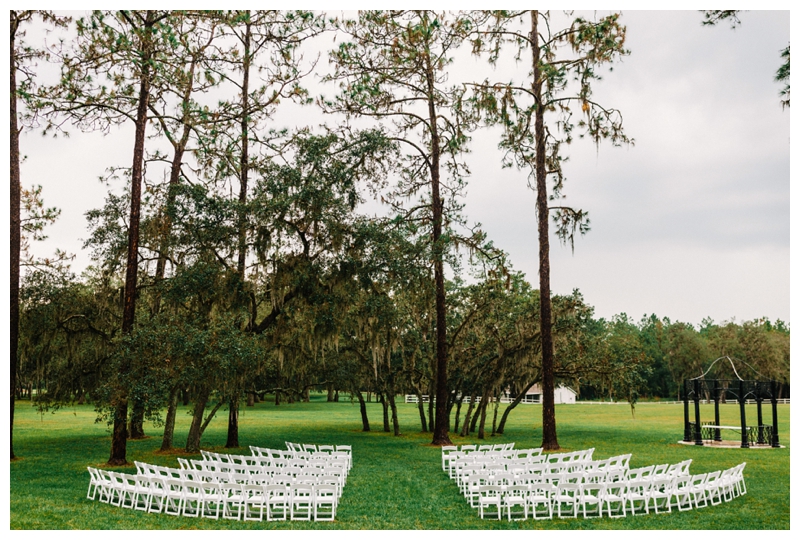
[681,356,781,448]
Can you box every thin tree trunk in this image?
[417,391,428,432]
[388,392,401,436]
[246,392,255,407]
[497,381,536,435]
[491,397,500,436]
[10,12,21,461]
[478,389,493,439]
[428,380,435,435]
[425,48,451,446]
[453,396,463,434]
[327,383,335,402]
[531,10,559,451]
[160,386,179,451]
[186,386,210,453]
[379,393,390,432]
[355,390,370,431]
[461,393,477,437]
[225,394,239,448]
[470,395,486,434]
[110,11,155,465]
[236,20,251,278]
[129,401,146,439]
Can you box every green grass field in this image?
[10,396,790,529]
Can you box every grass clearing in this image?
[10,397,790,529]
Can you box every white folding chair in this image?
[528,482,554,520]
[578,482,605,519]
[291,484,313,520]
[504,485,529,521]
[266,484,289,521]
[604,481,627,518]
[478,486,502,520]
[626,478,651,515]
[314,484,337,521]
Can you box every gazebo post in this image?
[693,379,703,446]
[756,382,764,445]
[713,379,721,442]
[738,380,749,448]
[682,380,692,442]
[770,380,780,448]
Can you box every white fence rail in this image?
[404,395,789,405]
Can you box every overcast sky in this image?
[15,9,791,327]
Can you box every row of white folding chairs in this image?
[285,442,352,455]
[254,445,353,471]
[178,462,346,494]
[441,443,523,472]
[208,448,349,470]
[474,462,746,521]
[453,451,612,487]
[87,467,338,521]
[462,468,629,502]
[458,456,683,495]
[285,442,353,468]
[447,447,595,479]
[197,452,349,479]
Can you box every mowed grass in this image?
[10,396,790,529]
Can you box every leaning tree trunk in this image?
[109,13,154,465]
[531,10,559,451]
[355,390,370,432]
[496,380,536,435]
[10,12,21,461]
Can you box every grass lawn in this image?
[9,396,790,529]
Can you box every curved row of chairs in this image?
[87,442,352,521]
[441,445,747,521]
[443,445,596,479]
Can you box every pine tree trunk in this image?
[110,12,155,465]
[425,48,451,446]
[531,10,559,451]
[10,13,21,461]
[160,386,179,451]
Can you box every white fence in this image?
[404,395,789,405]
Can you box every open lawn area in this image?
[10,397,790,530]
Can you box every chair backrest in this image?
[530,482,555,498]
[580,482,605,498]
[627,478,651,496]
